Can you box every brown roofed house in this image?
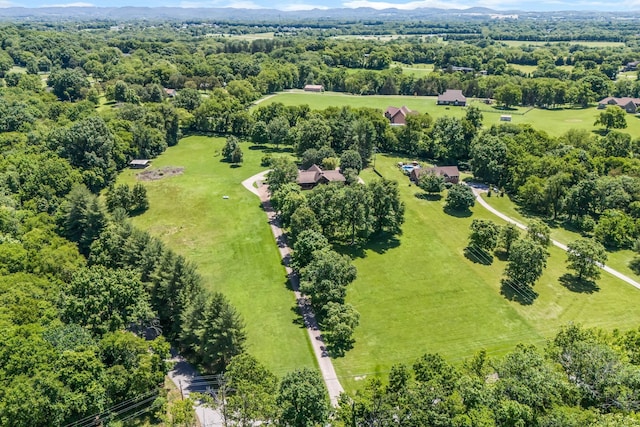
[437,89,467,106]
[297,164,346,190]
[597,96,640,114]
[384,105,416,125]
[411,165,460,184]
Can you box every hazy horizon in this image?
[0,0,635,13]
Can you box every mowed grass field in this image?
[258,91,640,137]
[333,154,640,390]
[117,136,315,376]
[480,194,639,281]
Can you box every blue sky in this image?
[4,0,635,12]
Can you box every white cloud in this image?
[179,0,228,6]
[0,0,13,6]
[342,0,471,10]
[226,0,264,7]
[279,3,330,10]
[340,0,623,10]
[40,1,94,6]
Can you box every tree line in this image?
[178,323,640,426]
[267,157,405,356]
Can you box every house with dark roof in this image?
[444,66,475,73]
[303,84,324,92]
[624,61,640,72]
[437,90,467,106]
[384,106,416,125]
[297,164,346,190]
[411,165,460,184]
[597,96,640,114]
[129,159,151,169]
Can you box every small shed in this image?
[164,88,177,97]
[303,84,324,92]
[129,159,151,169]
[500,115,512,122]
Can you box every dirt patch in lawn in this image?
[137,166,185,181]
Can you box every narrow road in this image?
[241,172,345,406]
[471,185,640,291]
[167,352,224,426]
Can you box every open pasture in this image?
[509,64,574,74]
[117,136,315,376]
[257,91,640,137]
[480,193,640,282]
[332,154,640,389]
[499,40,626,48]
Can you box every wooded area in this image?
[2,12,640,425]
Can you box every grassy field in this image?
[332,154,640,390]
[479,193,639,281]
[117,136,315,376]
[258,91,470,120]
[206,32,275,40]
[397,62,435,77]
[257,91,640,137]
[509,64,574,74]
[499,40,626,48]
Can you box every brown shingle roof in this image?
[322,170,346,182]
[438,89,466,103]
[429,166,460,177]
[296,165,346,186]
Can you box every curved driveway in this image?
[471,186,640,291]
[242,171,345,406]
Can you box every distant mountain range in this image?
[0,6,638,21]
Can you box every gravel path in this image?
[242,171,345,406]
[470,185,640,291]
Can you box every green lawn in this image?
[258,91,470,121]
[333,154,640,390]
[479,193,640,281]
[257,91,640,137]
[344,63,434,78]
[117,136,315,376]
[395,62,435,77]
[509,64,574,74]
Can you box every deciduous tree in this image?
[566,239,607,281]
[277,368,330,427]
[468,219,500,254]
[504,238,548,288]
[594,106,627,131]
[418,173,445,195]
[445,184,475,212]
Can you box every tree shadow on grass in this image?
[559,273,600,294]
[249,144,294,154]
[464,247,493,265]
[444,207,472,218]
[333,232,401,259]
[230,164,242,168]
[290,305,306,328]
[495,250,509,262]
[500,279,538,305]
[415,193,442,201]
